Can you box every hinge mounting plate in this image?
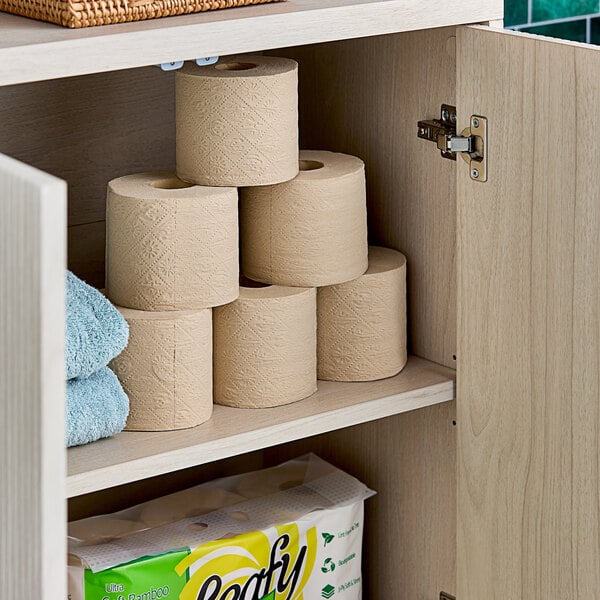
[417,104,487,183]
[440,593,456,600]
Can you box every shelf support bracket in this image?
[158,56,219,71]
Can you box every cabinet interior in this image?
[0,26,458,599]
[69,405,457,598]
[0,26,457,368]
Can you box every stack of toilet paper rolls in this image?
[106,172,239,430]
[175,54,320,410]
[240,150,408,383]
[106,53,407,429]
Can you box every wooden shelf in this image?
[0,0,501,86]
[66,355,454,497]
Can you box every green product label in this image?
[84,548,190,600]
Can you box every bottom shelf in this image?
[66,355,455,497]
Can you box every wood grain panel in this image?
[280,27,457,367]
[0,67,175,228]
[68,221,105,287]
[0,67,175,284]
[0,154,66,598]
[265,401,457,599]
[457,26,600,599]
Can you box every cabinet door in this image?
[457,27,600,599]
[0,154,66,598]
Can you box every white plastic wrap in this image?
[68,454,375,600]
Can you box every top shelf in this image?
[0,0,501,86]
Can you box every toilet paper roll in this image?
[140,488,246,527]
[317,246,407,382]
[241,150,368,287]
[106,172,239,311]
[214,284,317,408]
[110,307,213,431]
[68,518,146,544]
[176,56,299,187]
[236,463,308,499]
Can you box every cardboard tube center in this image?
[151,177,194,190]
[215,62,258,71]
[299,159,324,171]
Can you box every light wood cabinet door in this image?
[0,154,67,598]
[457,27,600,599]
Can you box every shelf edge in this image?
[0,0,503,85]
[66,377,455,497]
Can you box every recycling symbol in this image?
[321,558,336,573]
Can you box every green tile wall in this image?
[532,0,598,22]
[592,16,600,42]
[505,0,527,27]
[505,0,600,44]
[521,19,588,42]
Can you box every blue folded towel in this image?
[66,271,128,380]
[66,367,129,447]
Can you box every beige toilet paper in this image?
[68,518,146,544]
[106,172,239,311]
[214,284,317,408]
[110,307,213,431]
[241,150,368,287]
[317,246,407,382]
[236,463,308,499]
[176,56,299,187]
[140,488,246,527]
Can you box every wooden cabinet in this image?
[1,2,599,598]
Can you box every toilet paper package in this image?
[68,454,375,600]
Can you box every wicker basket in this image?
[0,0,281,28]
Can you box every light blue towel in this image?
[66,367,129,447]
[66,271,128,380]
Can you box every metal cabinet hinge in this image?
[440,593,456,600]
[417,104,487,182]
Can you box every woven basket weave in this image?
[0,0,281,28]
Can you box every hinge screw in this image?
[472,118,480,128]
[471,168,479,178]
[441,109,450,121]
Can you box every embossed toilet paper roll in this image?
[214,285,317,408]
[176,56,299,186]
[318,246,407,382]
[241,150,368,287]
[68,518,145,544]
[110,307,213,431]
[140,488,246,527]
[106,172,238,311]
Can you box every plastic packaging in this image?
[68,455,374,600]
